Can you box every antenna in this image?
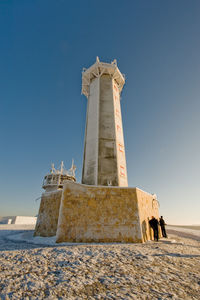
[111,59,117,65]
[68,159,76,177]
[60,161,64,174]
[50,163,56,174]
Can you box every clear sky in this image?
[0,0,199,225]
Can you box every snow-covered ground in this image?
[0,225,199,299]
[167,225,200,241]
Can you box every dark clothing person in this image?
[159,216,167,238]
[149,217,159,241]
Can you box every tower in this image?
[82,57,128,187]
[35,58,160,244]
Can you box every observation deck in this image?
[42,161,76,192]
[82,57,125,98]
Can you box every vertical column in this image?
[82,77,99,185]
[113,79,128,186]
[98,75,118,186]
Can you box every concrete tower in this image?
[82,57,128,187]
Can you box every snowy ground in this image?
[0,225,199,299]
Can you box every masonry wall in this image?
[34,190,62,237]
[136,189,160,242]
[56,182,159,243]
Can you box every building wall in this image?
[56,181,159,243]
[113,79,128,187]
[136,189,160,242]
[13,216,37,225]
[98,75,118,186]
[82,77,100,185]
[34,190,62,237]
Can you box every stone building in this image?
[34,161,76,237]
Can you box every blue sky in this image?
[0,0,199,224]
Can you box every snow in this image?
[0,224,200,299]
[167,226,200,237]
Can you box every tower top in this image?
[82,57,125,98]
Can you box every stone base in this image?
[34,190,62,237]
[34,182,159,243]
[56,182,159,243]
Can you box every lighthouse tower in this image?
[81,57,128,187]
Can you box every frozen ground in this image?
[0,225,199,299]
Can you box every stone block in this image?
[34,190,62,237]
[56,181,159,243]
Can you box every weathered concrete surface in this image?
[98,75,118,186]
[82,61,128,187]
[112,79,128,187]
[56,181,159,243]
[34,190,62,237]
[82,77,100,185]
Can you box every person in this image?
[149,216,159,241]
[159,216,167,238]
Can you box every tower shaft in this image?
[82,58,128,187]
